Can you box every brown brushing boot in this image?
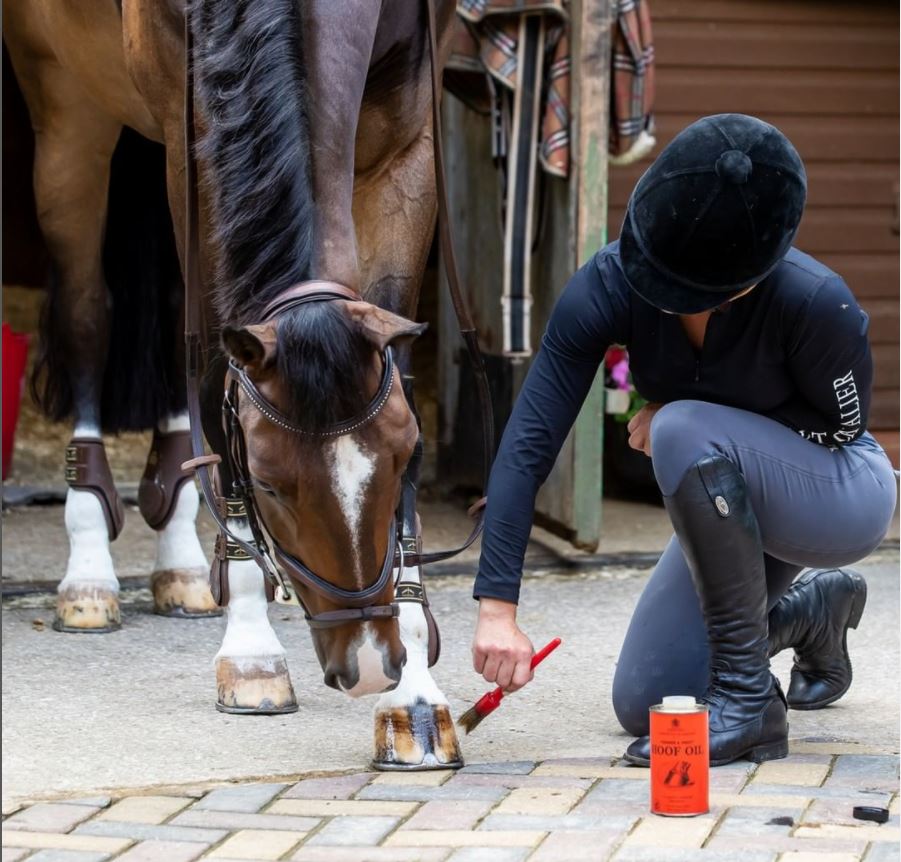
[768,568,867,710]
[625,455,788,767]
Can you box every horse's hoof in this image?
[54,583,121,633]
[215,655,298,714]
[372,701,463,770]
[152,568,222,618]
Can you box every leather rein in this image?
[181,0,495,626]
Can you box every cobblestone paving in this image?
[2,746,898,862]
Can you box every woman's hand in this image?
[472,598,535,692]
[627,403,663,457]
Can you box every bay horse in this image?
[4,0,464,769]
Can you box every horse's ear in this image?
[344,302,427,351]
[221,323,277,371]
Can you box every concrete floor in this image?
[2,547,897,808]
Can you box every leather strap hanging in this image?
[424,0,495,490]
[501,14,545,359]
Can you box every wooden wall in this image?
[607,0,899,457]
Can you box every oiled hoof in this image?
[54,584,121,633]
[152,569,222,618]
[372,700,463,770]
[215,655,298,715]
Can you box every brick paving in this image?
[2,747,898,861]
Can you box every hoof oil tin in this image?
[649,695,709,816]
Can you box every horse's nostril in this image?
[325,668,363,693]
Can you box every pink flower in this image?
[611,359,632,390]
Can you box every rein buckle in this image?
[273,582,301,606]
[260,550,295,606]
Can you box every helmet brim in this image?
[618,210,752,314]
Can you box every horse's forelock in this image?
[275,304,373,434]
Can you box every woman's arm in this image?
[471,252,627,690]
[767,276,872,446]
[474,253,628,603]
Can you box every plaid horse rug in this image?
[445,0,655,357]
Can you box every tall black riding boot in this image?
[625,456,788,767]
[768,569,867,710]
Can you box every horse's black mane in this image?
[192,0,314,323]
[277,304,374,434]
[192,0,373,429]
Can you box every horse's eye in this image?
[255,480,277,497]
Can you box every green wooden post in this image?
[570,0,614,549]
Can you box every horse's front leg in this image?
[354,125,462,767]
[214,528,298,715]
[372,554,462,770]
[372,409,461,769]
[197,358,298,714]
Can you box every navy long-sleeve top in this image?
[474,242,873,604]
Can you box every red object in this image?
[467,637,562,722]
[649,698,709,817]
[604,345,627,370]
[2,323,30,480]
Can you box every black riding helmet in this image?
[619,113,807,314]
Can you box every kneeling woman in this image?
[470,113,897,765]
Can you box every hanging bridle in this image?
[181,0,494,634]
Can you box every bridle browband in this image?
[182,0,495,633]
[229,348,395,439]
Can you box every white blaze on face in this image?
[328,436,375,585]
[340,625,396,698]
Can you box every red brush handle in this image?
[530,637,562,669]
[476,638,562,714]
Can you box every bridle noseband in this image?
[221,281,404,630]
[275,520,401,630]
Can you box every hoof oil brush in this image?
[457,637,562,734]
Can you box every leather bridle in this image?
[181,0,495,633]
[219,282,403,628]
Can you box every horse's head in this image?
[221,298,424,696]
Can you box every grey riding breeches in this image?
[611,400,897,737]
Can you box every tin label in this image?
[649,707,709,816]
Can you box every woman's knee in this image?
[650,400,724,495]
[611,666,651,737]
